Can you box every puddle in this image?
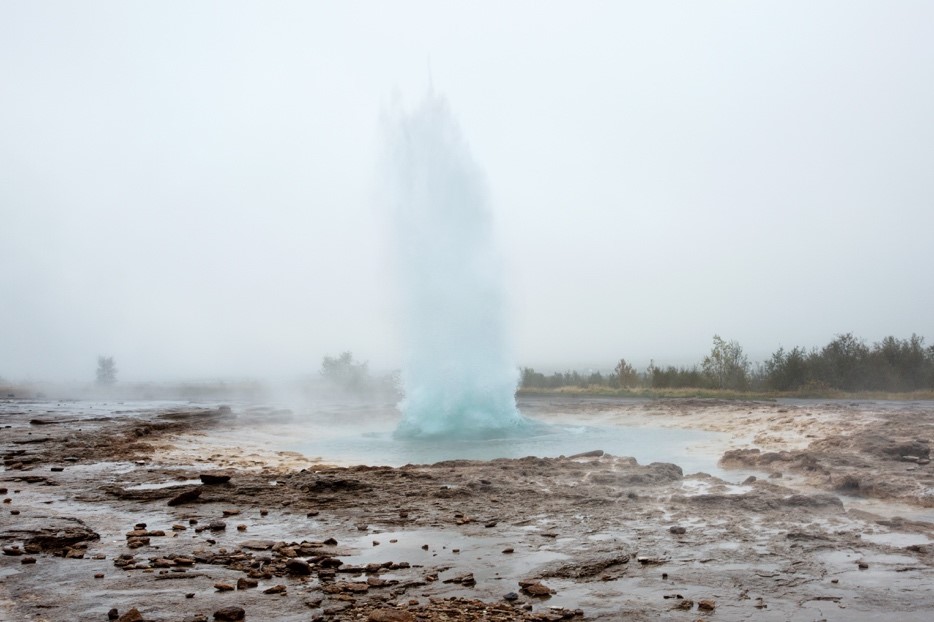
[678,479,753,496]
[338,529,568,583]
[123,479,202,490]
[862,532,931,548]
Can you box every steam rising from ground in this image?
[382,92,527,439]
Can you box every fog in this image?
[2,2,933,383]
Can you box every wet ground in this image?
[1,397,932,621]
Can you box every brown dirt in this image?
[2,398,933,621]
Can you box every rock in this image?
[286,558,312,575]
[24,522,100,554]
[520,581,553,597]
[322,537,338,546]
[669,526,686,535]
[2,545,23,556]
[697,599,716,611]
[167,488,202,506]
[208,520,227,531]
[21,556,36,564]
[742,476,757,485]
[108,608,119,620]
[368,610,414,622]
[237,577,258,590]
[117,609,143,622]
[263,584,287,594]
[540,552,630,579]
[126,537,149,549]
[443,573,475,586]
[200,473,232,485]
[504,592,519,601]
[673,599,694,610]
[240,540,274,550]
[213,607,245,621]
[502,547,514,554]
[214,583,235,591]
[341,582,371,593]
[366,576,389,587]
[568,450,605,459]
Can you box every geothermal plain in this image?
[1,396,932,622]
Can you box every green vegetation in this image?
[96,355,117,385]
[319,351,399,396]
[520,333,934,399]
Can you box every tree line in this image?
[520,333,934,394]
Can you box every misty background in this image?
[2,1,933,383]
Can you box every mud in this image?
[1,398,933,621]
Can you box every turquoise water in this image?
[284,417,728,476]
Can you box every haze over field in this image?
[2,2,933,382]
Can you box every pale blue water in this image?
[286,421,725,475]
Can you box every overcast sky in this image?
[2,1,933,382]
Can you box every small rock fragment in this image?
[213,607,245,621]
[286,558,312,575]
[520,581,553,597]
[200,473,232,485]
[237,577,258,590]
[167,488,202,506]
[117,609,143,622]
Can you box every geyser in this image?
[382,92,528,439]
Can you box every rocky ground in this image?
[1,398,932,621]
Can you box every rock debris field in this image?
[1,397,933,621]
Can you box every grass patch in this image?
[516,386,934,401]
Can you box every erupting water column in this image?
[383,92,528,439]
